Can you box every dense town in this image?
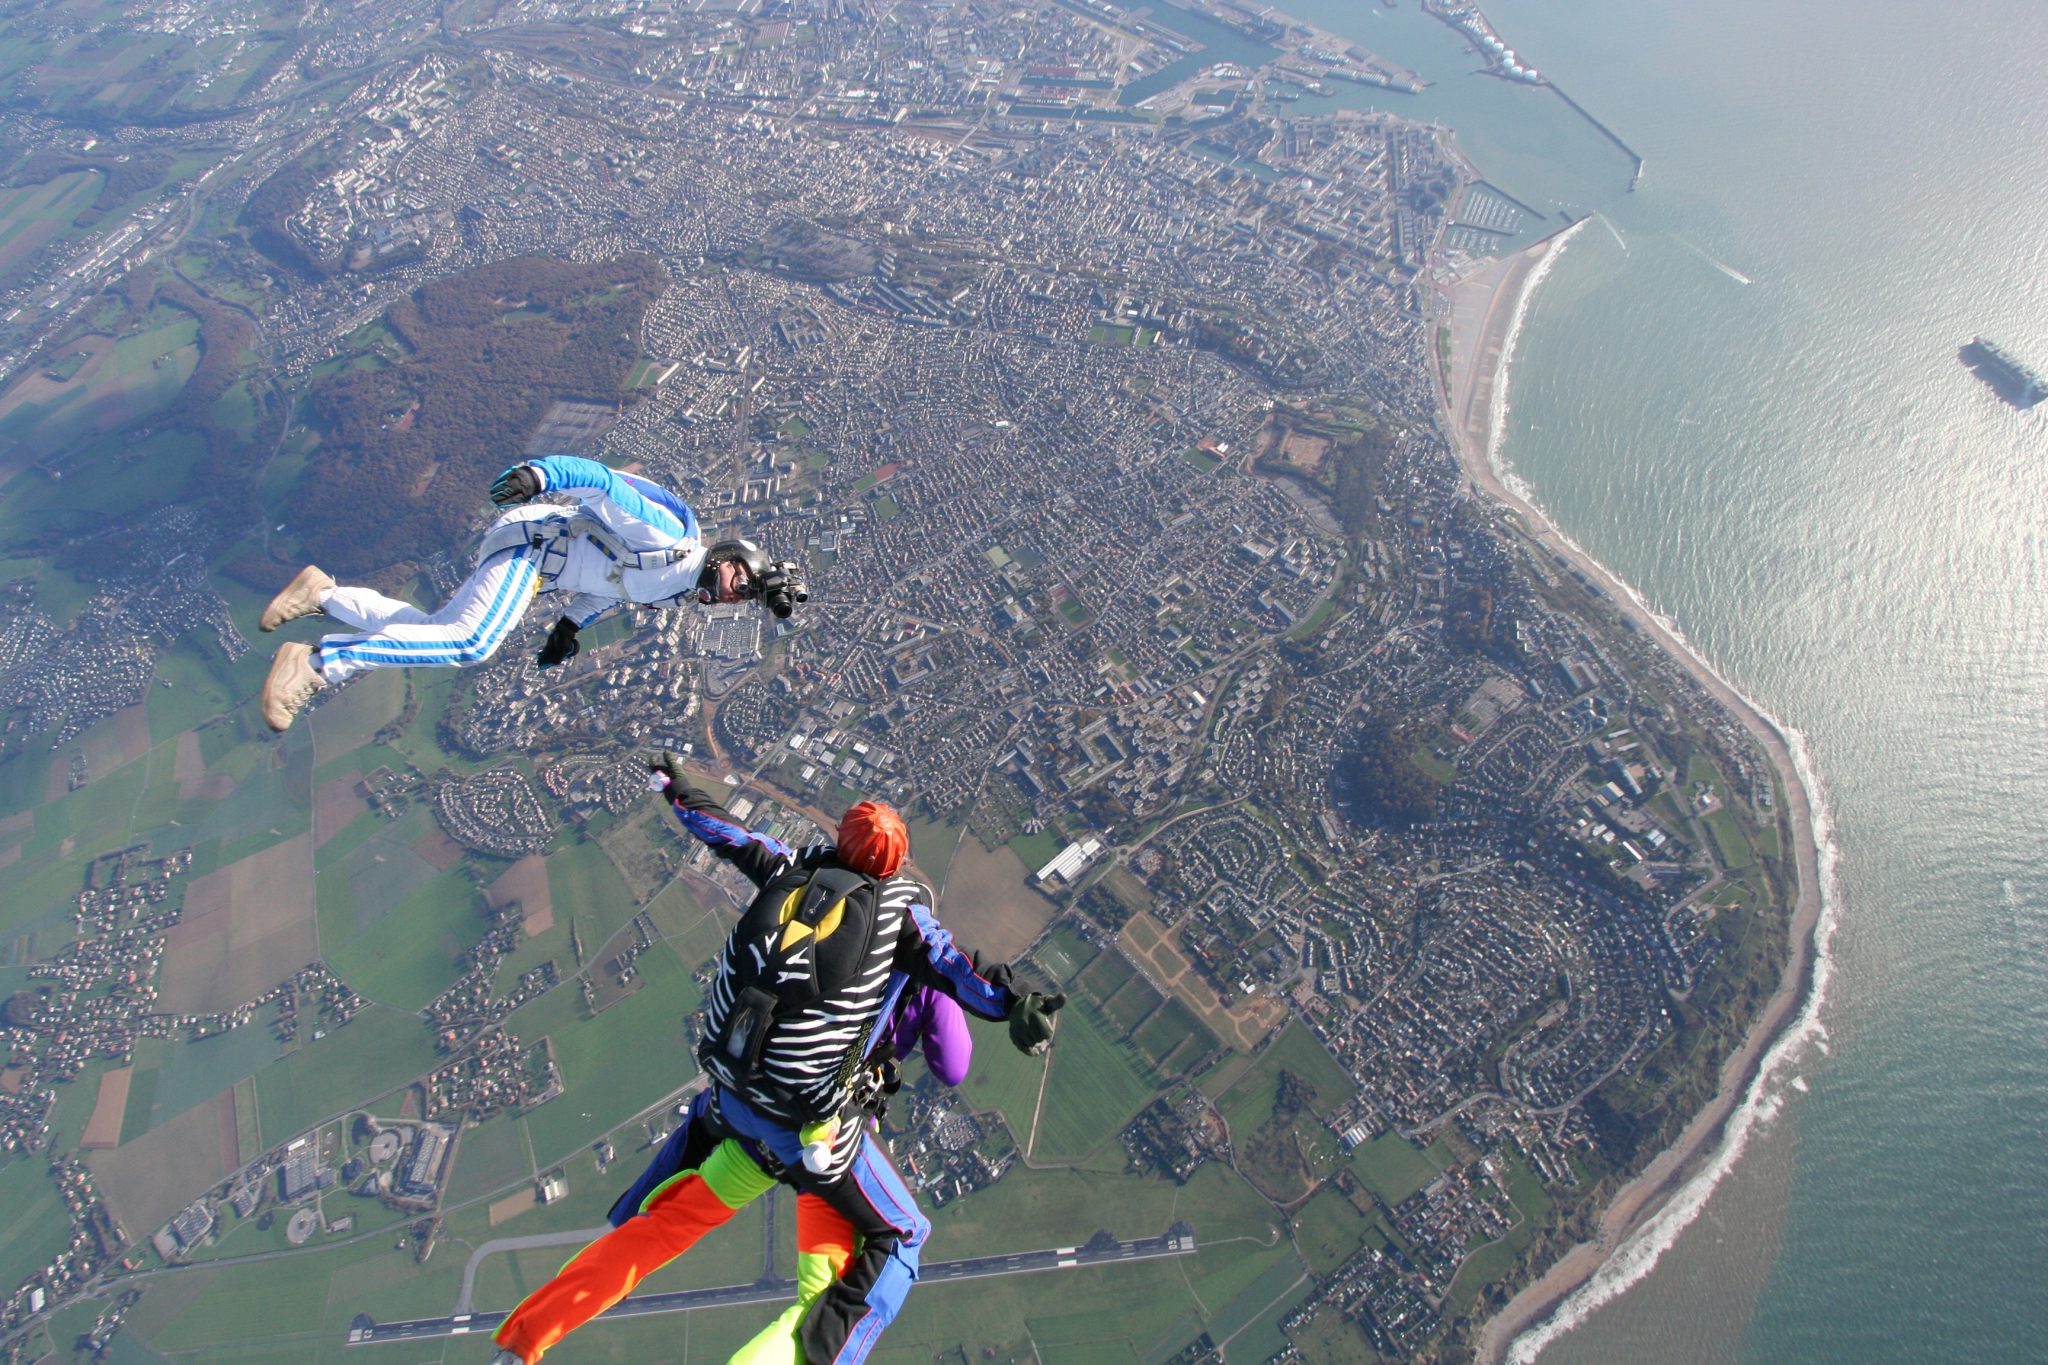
[0,0,1800,1360]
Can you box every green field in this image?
[1007,828,1062,874]
[1293,1187,1377,1275]
[133,1223,472,1361]
[1101,974,1163,1033]
[906,817,962,888]
[1349,1131,1443,1207]
[0,1159,70,1304]
[1077,944,1138,1002]
[319,813,483,1010]
[958,1017,1050,1140]
[1260,1021,1358,1117]
[906,1163,1292,1363]
[547,836,641,937]
[511,939,703,1162]
[0,170,101,280]
[0,316,200,451]
[252,1006,442,1147]
[446,1112,536,1206]
[125,1026,282,1139]
[1130,997,1222,1078]
[1032,999,1156,1161]
[1702,806,1758,870]
[643,877,731,971]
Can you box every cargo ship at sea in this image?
[1961,337,2045,409]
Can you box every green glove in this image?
[1007,991,1066,1056]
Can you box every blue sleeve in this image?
[667,788,793,888]
[900,903,1015,1022]
[529,456,692,541]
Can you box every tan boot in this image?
[260,642,327,731]
[259,565,336,632]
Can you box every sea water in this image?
[1271,0,2048,1358]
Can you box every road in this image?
[349,1222,1196,1347]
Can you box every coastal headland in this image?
[1440,229,1827,1364]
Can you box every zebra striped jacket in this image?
[666,784,1017,1150]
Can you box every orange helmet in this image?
[837,801,907,878]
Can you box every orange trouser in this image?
[728,1195,859,1365]
[494,1138,775,1363]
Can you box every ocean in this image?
[1272,0,2048,1359]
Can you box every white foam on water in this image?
[1478,229,1841,1363]
[1678,236,1754,285]
[1494,575,1841,1365]
[1486,217,1593,504]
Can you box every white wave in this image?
[1492,511,1843,1365]
[1678,237,1753,285]
[1485,217,1593,502]
[1790,1075,1809,1093]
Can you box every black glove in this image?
[647,750,696,804]
[535,617,580,668]
[490,464,543,506]
[1007,991,1065,1056]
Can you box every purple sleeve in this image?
[918,991,973,1086]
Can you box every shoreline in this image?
[1434,232,1829,1364]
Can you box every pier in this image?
[1545,82,1647,190]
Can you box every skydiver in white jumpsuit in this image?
[255,456,804,731]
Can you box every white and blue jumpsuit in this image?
[310,456,704,685]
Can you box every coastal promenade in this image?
[1439,232,1826,1364]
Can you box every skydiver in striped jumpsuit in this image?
[486,762,1066,1365]
[254,456,802,731]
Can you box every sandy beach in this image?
[1434,232,1827,1365]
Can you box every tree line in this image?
[294,254,668,575]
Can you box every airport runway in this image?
[346,1223,1196,1347]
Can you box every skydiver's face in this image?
[703,559,753,605]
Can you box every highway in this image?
[346,1222,1196,1347]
